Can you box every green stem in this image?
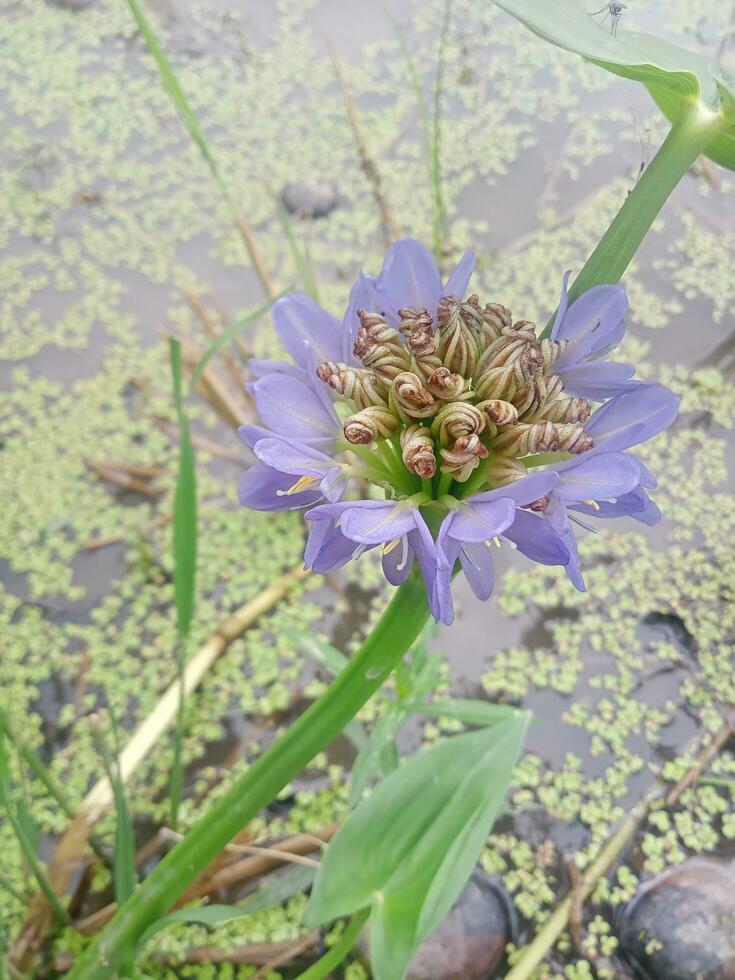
[67,577,430,979]
[436,471,454,498]
[541,100,726,338]
[295,909,369,980]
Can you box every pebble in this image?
[616,857,735,980]
[280,179,339,219]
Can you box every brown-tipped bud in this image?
[539,338,569,372]
[528,494,550,513]
[510,319,537,336]
[473,334,542,393]
[541,395,592,424]
[431,401,486,446]
[425,366,471,401]
[401,309,442,381]
[316,361,388,409]
[343,405,399,445]
[401,424,437,478]
[491,421,560,456]
[439,434,489,483]
[476,398,518,426]
[555,424,593,454]
[473,365,522,402]
[389,371,437,420]
[512,375,564,420]
[353,310,411,382]
[485,456,528,487]
[481,303,513,342]
[399,307,434,336]
[436,295,483,376]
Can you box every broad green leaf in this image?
[136,904,254,954]
[305,715,529,980]
[349,707,402,807]
[494,0,735,152]
[169,339,197,639]
[403,698,522,727]
[648,81,735,171]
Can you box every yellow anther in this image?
[382,538,401,555]
[277,475,320,496]
[582,498,601,511]
[492,536,502,548]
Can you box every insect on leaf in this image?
[305,713,530,980]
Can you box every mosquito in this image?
[589,2,627,36]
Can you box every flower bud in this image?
[343,405,399,444]
[476,398,518,426]
[555,424,593,454]
[425,366,471,401]
[485,456,528,486]
[512,375,564,419]
[542,394,592,424]
[481,302,513,342]
[401,309,442,381]
[431,401,485,446]
[354,309,411,382]
[440,434,488,482]
[437,295,483,376]
[389,371,437,420]
[401,424,436,478]
[316,361,388,409]
[491,421,560,456]
[539,338,569,372]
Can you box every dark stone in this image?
[403,870,517,980]
[616,858,735,980]
[280,180,339,219]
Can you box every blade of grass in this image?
[124,0,276,298]
[293,909,369,980]
[273,198,321,303]
[169,339,198,830]
[92,717,136,908]
[0,734,71,927]
[393,5,451,258]
[188,293,287,396]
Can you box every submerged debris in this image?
[280,180,340,219]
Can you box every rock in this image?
[616,857,735,980]
[280,180,339,219]
[359,869,515,980]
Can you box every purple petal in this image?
[238,424,273,449]
[550,270,572,340]
[571,487,661,526]
[238,463,321,511]
[635,458,658,489]
[445,498,516,544]
[251,374,338,444]
[555,360,636,400]
[554,452,642,503]
[443,250,475,299]
[382,534,414,586]
[503,510,570,565]
[341,272,380,364]
[466,471,559,508]
[249,358,307,381]
[272,293,342,368]
[375,239,443,323]
[305,519,360,572]
[585,383,679,453]
[339,501,419,545]
[553,284,628,364]
[458,541,495,600]
[253,438,345,502]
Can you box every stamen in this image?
[492,536,502,548]
[396,536,410,572]
[569,514,598,534]
[582,498,601,511]
[382,538,401,556]
[276,475,320,496]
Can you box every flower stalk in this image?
[541,99,727,336]
[67,575,430,979]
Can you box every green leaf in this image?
[648,81,735,171]
[493,1,735,125]
[136,904,254,954]
[188,294,284,395]
[402,698,522,727]
[240,862,317,914]
[102,715,137,907]
[349,707,402,807]
[169,339,197,639]
[305,714,530,980]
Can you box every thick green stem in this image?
[68,577,430,979]
[541,100,726,338]
[295,909,369,980]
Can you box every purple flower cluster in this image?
[239,239,678,625]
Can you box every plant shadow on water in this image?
[1,0,735,977]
